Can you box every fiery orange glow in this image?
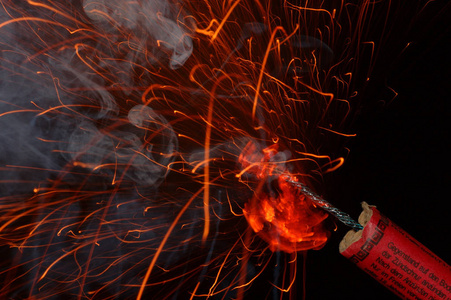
[0,0,391,299]
[239,142,329,253]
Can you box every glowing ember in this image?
[239,141,329,253]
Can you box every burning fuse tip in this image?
[285,178,364,231]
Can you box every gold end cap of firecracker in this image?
[339,202,374,253]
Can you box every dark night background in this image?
[304,1,451,299]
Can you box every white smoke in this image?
[0,1,198,297]
[0,0,193,194]
[83,0,194,69]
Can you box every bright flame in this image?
[239,141,329,253]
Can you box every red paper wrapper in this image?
[339,202,451,300]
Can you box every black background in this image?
[304,1,451,299]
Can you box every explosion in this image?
[0,0,391,299]
[239,141,329,253]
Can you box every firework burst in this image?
[0,0,399,299]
